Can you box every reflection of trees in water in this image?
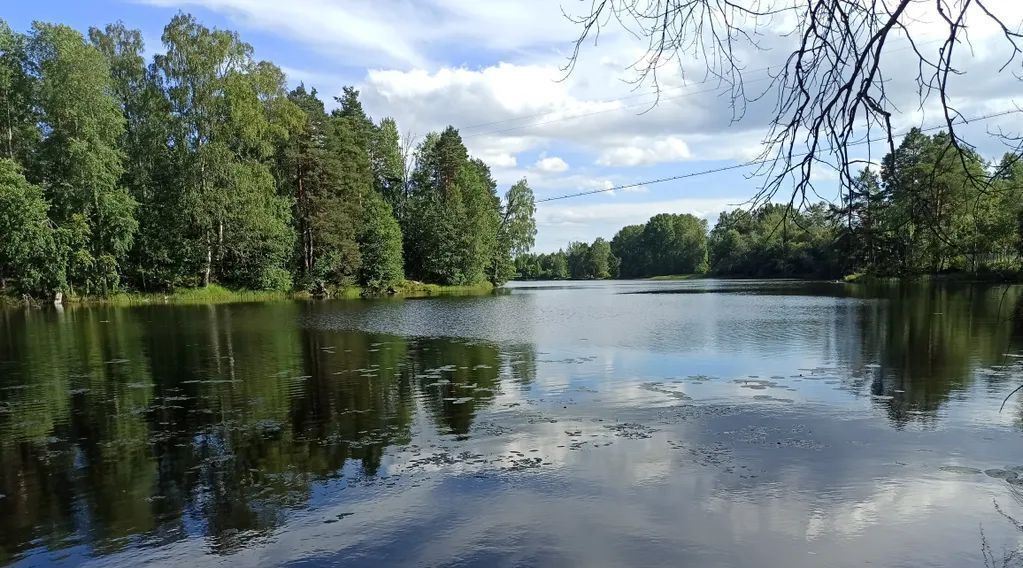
[0,303,536,562]
[410,338,501,436]
[844,282,1023,426]
[409,337,537,436]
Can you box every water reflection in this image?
[0,303,535,563]
[845,282,1023,425]
[0,281,1022,566]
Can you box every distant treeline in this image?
[0,15,536,299]
[518,129,1023,281]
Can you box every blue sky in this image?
[7,1,1022,251]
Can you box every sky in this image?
[5,1,1023,252]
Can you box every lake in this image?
[2,279,1023,567]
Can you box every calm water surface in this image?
[2,279,1023,567]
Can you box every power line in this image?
[535,108,1023,204]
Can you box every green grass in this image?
[100,284,300,306]
[394,280,495,297]
[843,271,1023,284]
[647,274,705,281]
[3,280,498,308]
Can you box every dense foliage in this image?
[707,204,843,278]
[612,213,708,277]
[0,16,534,299]
[517,131,1023,281]
[517,213,708,280]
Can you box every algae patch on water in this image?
[939,465,982,475]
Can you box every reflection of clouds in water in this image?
[802,479,959,541]
[9,281,1023,566]
[87,398,1023,568]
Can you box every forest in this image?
[517,129,1023,281]
[0,15,536,300]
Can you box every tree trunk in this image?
[202,232,212,287]
[217,220,224,268]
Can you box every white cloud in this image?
[139,0,427,66]
[356,61,777,175]
[137,0,581,68]
[480,151,518,168]
[132,0,1023,250]
[596,136,693,167]
[534,156,569,173]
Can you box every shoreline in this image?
[8,272,1022,308]
[1,281,497,308]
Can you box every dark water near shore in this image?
[2,279,1023,567]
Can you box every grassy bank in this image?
[843,271,1023,284]
[317,280,494,300]
[646,274,706,281]
[395,280,495,297]
[2,281,497,307]
[92,285,302,306]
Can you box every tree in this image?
[333,86,375,142]
[0,160,57,295]
[638,213,707,276]
[0,21,38,167]
[566,241,591,279]
[611,224,646,278]
[707,202,843,278]
[279,84,328,278]
[155,14,300,288]
[89,22,178,290]
[358,192,404,290]
[609,214,707,278]
[309,113,369,286]
[453,159,500,285]
[489,178,536,285]
[372,117,408,218]
[835,168,885,272]
[31,22,137,295]
[404,127,503,286]
[881,129,988,273]
[589,238,614,279]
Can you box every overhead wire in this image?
[536,107,1023,203]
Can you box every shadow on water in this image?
[0,302,535,563]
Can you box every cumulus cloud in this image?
[534,156,569,173]
[133,0,1023,250]
[596,137,692,167]
[137,0,580,68]
[480,151,518,168]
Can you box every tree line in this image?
[518,130,1023,281]
[0,15,536,299]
